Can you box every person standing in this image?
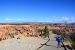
[56,35,62,48]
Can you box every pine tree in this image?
[43,26,49,38]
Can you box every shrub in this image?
[69,33,75,49]
[71,42,75,49]
[52,30,61,35]
[15,33,18,35]
[9,33,14,38]
[17,37,20,39]
[70,33,75,41]
[52,30,66,41]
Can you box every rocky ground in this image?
[0,37,47,50]
[0,25,60,41]
[0,34,65,50]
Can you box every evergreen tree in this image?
[43,26,49,38]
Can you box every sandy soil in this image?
[0,37,47,50]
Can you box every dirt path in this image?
[39,34,64,50]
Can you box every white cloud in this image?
[16,19,24,20]
[45,16,75,23]
[5,18,24,21]
[4,17,75,23]
[61,16,75,23]
[5,18,13,20]
[62,16,71,21]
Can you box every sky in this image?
[0,0,75,23]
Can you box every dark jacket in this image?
[56,36,62,43]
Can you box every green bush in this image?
[69,33,75,49]
[71,42,75,49]
[70,33,75,41]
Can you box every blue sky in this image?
[0,0,75,23]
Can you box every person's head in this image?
[58,35,61,38]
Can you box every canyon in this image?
[0,24,75,41]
